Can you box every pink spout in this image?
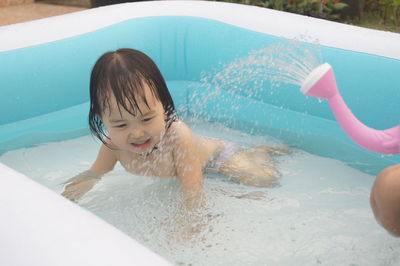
[300,63,400,155]
[301,63,338,99]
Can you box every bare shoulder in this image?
[376,164,400,188]
[167,120,200,161]
[168,120,194,143]
[380,164,400,176]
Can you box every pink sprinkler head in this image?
[300,63,338,100]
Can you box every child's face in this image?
[101,82,167,155]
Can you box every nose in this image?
[129,127,145,139]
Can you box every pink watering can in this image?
[300,63,399,155]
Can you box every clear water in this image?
[1,120,399,265]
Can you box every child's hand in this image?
[61,171,102,202]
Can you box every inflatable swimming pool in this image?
[1,1,399,265]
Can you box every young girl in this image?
[62,49,283,207]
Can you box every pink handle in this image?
[303,64,400,155]
[328,93,399,154]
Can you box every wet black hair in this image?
[88,48,177,143]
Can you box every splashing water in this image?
[186,38,323,123]
[200,38,322,97]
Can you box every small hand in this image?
[61,172,101,202]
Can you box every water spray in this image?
[300,63,399,154]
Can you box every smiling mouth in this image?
[130,139,151,148]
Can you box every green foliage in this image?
[379,0,400,25]
[265,0,347,20]
[214,0,400,28]
[364,0,380,11]
[217,0,349,21]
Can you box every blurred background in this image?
[0,0,399,32]
[0,0,144,26]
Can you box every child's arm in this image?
[173,124,204,210]
[62,143,117,202]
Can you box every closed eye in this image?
[114,124,127,128]
[142,117,154,122]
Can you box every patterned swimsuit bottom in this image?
[204,140,244,172]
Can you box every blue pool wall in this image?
[1,16,399,173]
